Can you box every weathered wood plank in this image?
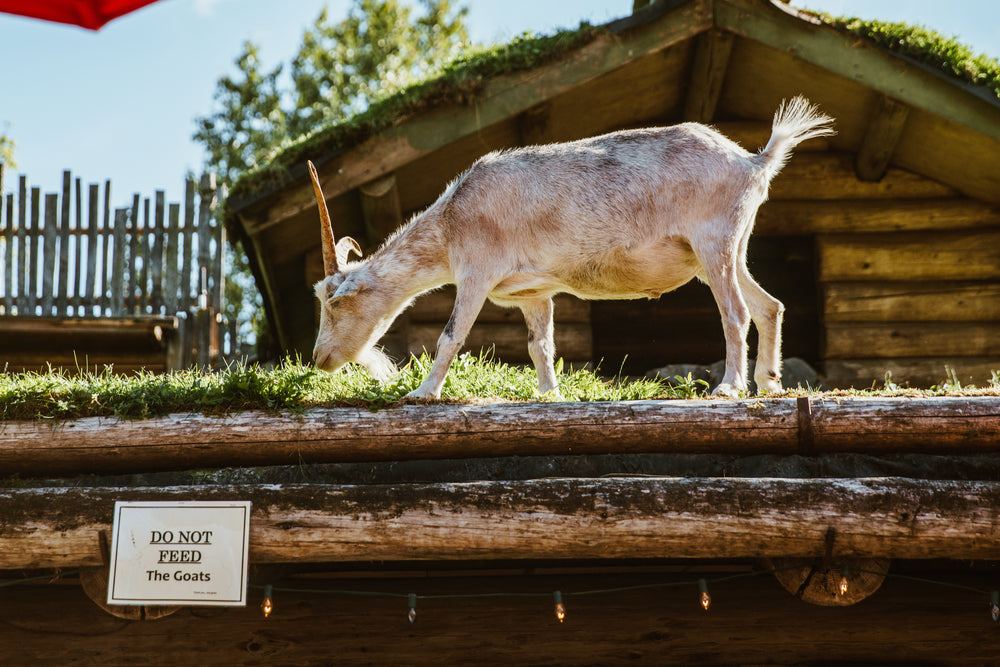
[16,177,28,314]
[110,208,127,316]
[683,28,734,122]
[150,191,165,313]
[164,202,180,314]
[1,191,10,314]
[756,198,999,236]
[0,571,994,666]
[41,193,58,314]
[818,231,1000,282]
[26,188,39,313]
[823,282,1000,322]
[57,171,71,314]
[181,178,195,310]
[825,322,1000,359]
[85,183,99,311]
[2,477,999,569]
[1,397,998,476]
[855,94,910,182]
[824,357,1000,389]
[127,194,140,314]
[770,153,957,200]
[99,180,112,313]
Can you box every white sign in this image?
[107,500,251,606]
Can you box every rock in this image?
[649,357,821,394]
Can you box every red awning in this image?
[0,0,161,30]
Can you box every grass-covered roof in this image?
[226,4,1000,212]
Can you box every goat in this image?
[309,96,834,399]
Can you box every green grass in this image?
[1,353,997,422]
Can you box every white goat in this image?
[309,96,834,399]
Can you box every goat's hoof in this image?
[756,378,783,394]
[711,383,742,398]
[403,389,441,402]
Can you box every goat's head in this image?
[308,161,395,381]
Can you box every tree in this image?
[193,0,472,356]
[0,127,15,169]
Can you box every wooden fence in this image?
[0,163,244,370]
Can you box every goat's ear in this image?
[335,237,363,266]
[332,272,373,300]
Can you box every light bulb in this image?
[260,584,274,618]
[698,579,711,611]
[408,593,417,624]
[991,591,999,622]
[838,566,850,597]
[553,591,566,623]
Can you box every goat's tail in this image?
[754,96,836,181]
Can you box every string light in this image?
[260,584,274,619]
[408,593,418,624]
[698,579,711,611]
[991,591,999,622]
[838,566,850,597]
[553,591,566,623]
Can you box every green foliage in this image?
[0,127,15,169]
[822,16,1000,100]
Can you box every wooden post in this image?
[27,187,39,314]
[127,194,140,315]
[139,197,151,313]
[181,177,195,312]
[2,190,10,315]
[57,170,71,315]
[41,193,58,315]
[150,191,165,314]
[85,183,99,315]
[100,180,112,314]
[16,176,28,314]
[856,94,910,182]
[72,177,82,313]
[110,208,128,316]
[683,29,735,123]
[164,202,180,314]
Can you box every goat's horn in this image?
[308,160,339,276]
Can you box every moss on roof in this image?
[227,7,1000,214]
[820,15,1000,100]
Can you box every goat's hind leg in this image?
[738,267,784,393]
[518,297,560,396]
[695,239,751,398]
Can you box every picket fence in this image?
[0,164,244,370]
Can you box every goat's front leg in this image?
[406,283,490,400]
[518,297,560,396]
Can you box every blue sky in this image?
[0,0,997,209]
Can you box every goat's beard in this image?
[358,347,397,382]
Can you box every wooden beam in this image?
[823,282,1000,322]
[824,357,1000,389]
[683,29,735,122]
[1,570,996,664]
[359,173,402,247]
[855,94,911,182]
[756,198,1000,235]
[818,231,1000,282]
[769,152,957,201]
[2,397,999,476]
[825,322,1000,359]
[3,477,1000,569]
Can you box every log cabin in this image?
[227,0,1000,389]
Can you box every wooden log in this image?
[756,198,1000,236]
[769,153,957,201]
[823,281,1000,322]
[825,322,1000,359]
[2,476,999,569]
[1,397,998,476]
[823,358,1000,390]
[818,231,1000,282]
